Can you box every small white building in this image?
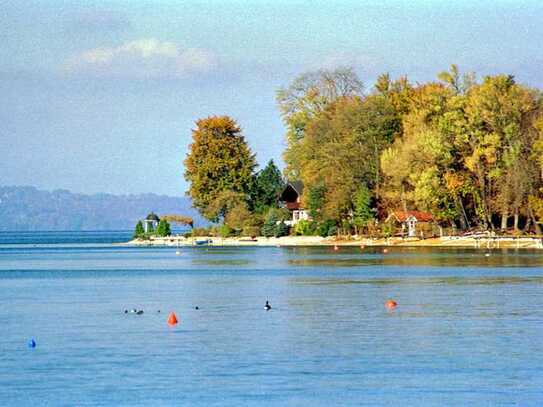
[385,211,434,237]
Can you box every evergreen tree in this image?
[353,185,374,233]
[155,219,172,237]
[133,220,145,238]
[251,159,284,211]
[306,184,326,221]
[274,221,290,237]
[261,208,281,237]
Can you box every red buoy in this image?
[385,299,397,310]
[167,312,179,326]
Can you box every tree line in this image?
[184,116,288,237]
[184,65,543,236]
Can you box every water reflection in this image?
[293,276,543,286]
[284,246,543,268]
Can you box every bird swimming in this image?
[264,301,271,311]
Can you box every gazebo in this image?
[143,212,160,233]
[385,210,434,237]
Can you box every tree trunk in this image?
[374,143,380,200]
[459,197,470,229]
[477,175,490,230]
[528,206,542,235]
[524,215,531,233]
[500,212,508,231]
[455,196,467,230]
[513,210,519,231]
[400,184,407,212]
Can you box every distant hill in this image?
[0,186,205,231]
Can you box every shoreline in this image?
[125,235,543,249]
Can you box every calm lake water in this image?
[1,232,543,406]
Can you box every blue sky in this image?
[1,0,542,196]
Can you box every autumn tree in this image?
[289,92,399,224]
[461,75,538,229]
[276,67,363,179]
[184,116,256,222]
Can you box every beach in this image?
[128,234,543,249]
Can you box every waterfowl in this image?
[264,301,271,311]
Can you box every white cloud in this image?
[64,39,216,79]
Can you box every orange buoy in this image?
[385,299,397,310]
[167,312,179,326]
[333,245,339,251]
[360,244,365,250]
[383,248,388,254]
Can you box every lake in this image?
[1,231,543,406]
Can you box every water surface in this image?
[1,232,542,406]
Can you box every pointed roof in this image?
[145,212,160,222]
[288,181,304,196]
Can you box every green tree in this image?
[133,220,145,238]
[352,185,374,234]
[306,183,327,222]
[251,159,284,211]
[155,219,172,237]
[274,221,290,237]
[292,219,311,235]
[184,116,256,222]
[261,210,279,237]
[260,207,289,237]
[294,94,398,223]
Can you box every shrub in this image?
[274,221,290,237]
[192,227,212,237]
[261,209,279,237]
[382,222,393,238]
[155,219,172,237]
[133,220,145,239]
[293,219,315,236]
[242,226,260,237]
[218,224,232,238]
[316,220,337,237]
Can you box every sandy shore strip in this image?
[125,235,543,249]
